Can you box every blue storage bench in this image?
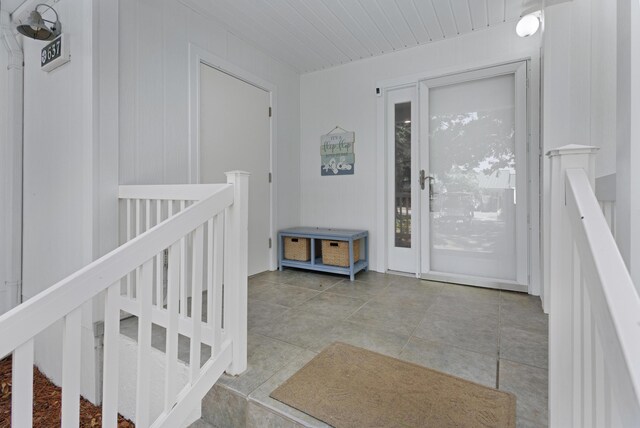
[278,227,369,281]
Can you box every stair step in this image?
[189,418,215,428]
[201,383,327,428]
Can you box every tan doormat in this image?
[270,342,515,428]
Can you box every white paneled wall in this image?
[0,35,7,177]
[119,0,301,234]
[300,23,541,273]
[616,0,640,292]
[0,19,19,316]
[599,201,616,237]
[542,0,627,300]
[21,0,119,404]
[590,0,617,177]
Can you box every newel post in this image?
[224,171,250,375]
[546,144,598,428]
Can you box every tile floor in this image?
[122,269,549,427]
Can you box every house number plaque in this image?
[41,34,70,72]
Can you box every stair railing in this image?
[0,171,249,428]
[548,145,640,427]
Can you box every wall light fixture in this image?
[516,11,541,38]
[16,4,61,41]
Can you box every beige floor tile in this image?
[249,283,320,307]
[347,298,426,336]
[399,336,497,388]
[248,350,329,427]
[500,326,548,369]
[324,321,410,357]
[322,279,389,299]
[414,309,499,356]
[294,292,367,319]
[250,309,340,351]
[218,333,307,395]
[499,359,548,425]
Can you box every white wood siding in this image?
[119,0,301,234]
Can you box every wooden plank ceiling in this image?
[1,0,29,14]
[186,0,543,73]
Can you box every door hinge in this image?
[269,238,272,249]
[269,106,272,117]
[268,172,272,183]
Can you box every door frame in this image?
[386,86,420,274]
[375,56,541,294]
[188,43,277,271]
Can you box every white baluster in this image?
[145,199,151,232]
[156,200,163,307]
[583,296,594,428]
[145,199,152,304]
[212,214,223,356]
[180,200,187,316]
[61,307,82,428]
[102,282,121,428]
[136,199,141,237]
[595,329,606,427]
[135,259,154,427]
[126,199,132,297]
[190,225,204,381]
[164,242,180,412]
[571,245,583,427]
[12,339,34,427]
[206,218,214,329]
[135,199,141,299]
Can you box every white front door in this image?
[199,63,271,276]
[387,86,418,274]
[419,62,529,291]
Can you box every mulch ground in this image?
[0,356,134,427]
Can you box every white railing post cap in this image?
[225,171,251,177]
[546,144,599,158]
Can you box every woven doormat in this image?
[270,342,515,428]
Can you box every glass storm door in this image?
[419,62,529,291]
[387,87,418,274]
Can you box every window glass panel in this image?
[395,102,411,248]
[429,74,517,280]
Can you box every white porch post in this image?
[546,144,598,428]
[0,10,24,316]
[224,171,250,375]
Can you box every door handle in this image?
[419,170,427,190]
[419,170,435,192]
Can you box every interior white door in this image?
[386,87,418,274]
[419,62,529,291]
[199,63,271,276]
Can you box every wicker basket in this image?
[283,237,311,261]
[321,239,360,267]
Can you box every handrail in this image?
[0,184,233,359]
[119,183,229,201]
